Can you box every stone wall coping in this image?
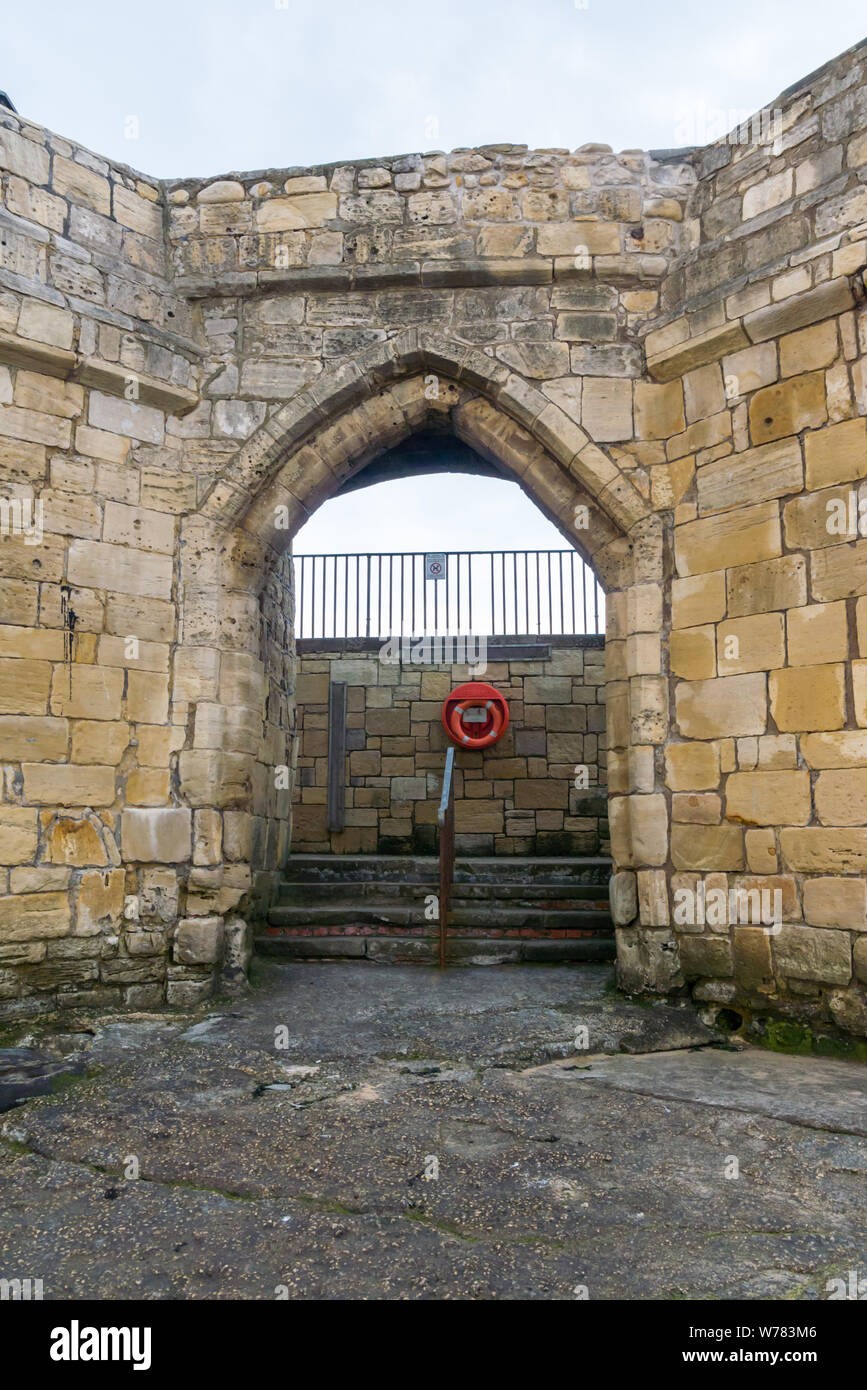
[174,253,670,302]
[296,635,605,655]
[0,332,199,415]
[646,273,863,382]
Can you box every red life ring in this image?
[442,681,510,750]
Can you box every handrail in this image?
[437,745,456,970]
[437,745,455,827]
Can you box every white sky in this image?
[5,0,862,176]
[6,1,863,556]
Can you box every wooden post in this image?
[326,680,347,834]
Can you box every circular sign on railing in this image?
[442,681,510,750]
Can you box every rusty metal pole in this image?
[437,746,455,969]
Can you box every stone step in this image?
[277,879,610,906]
[282,853,612,886]
[266,903,614,932]
[256,935,616,965]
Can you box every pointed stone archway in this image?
[176,331,666,988]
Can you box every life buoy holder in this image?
[442,681,510,751]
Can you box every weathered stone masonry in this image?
[292,639,607,856]
[0,38,866,1033]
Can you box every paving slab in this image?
[0,962,864,1300]
[533,1047,867,1137]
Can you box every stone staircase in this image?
[259,854,615,964]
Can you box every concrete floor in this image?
[1,961,865,1300]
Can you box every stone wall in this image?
[0,37,865,1033]
[292,638,606,855]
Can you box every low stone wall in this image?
[291,636,607,855]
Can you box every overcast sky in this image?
[5,1,863,555]
[5,0,863,176]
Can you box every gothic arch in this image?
[193,328,650,592]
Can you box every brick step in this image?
[282,853,612,886]
[266,903,614,932]
[277,879,610,907]
[256,935,616,964]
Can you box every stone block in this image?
[780,829,867,873]
[454,801,504,833]
[769,664,846,732]
[815,769,867,826]
[787,602,848,666]
[366,708,410,735]
[726,553,806,618]
[0,807,39,865]
[122,808,192,862]
[68,539,173,601]
[523,676,572,703]
[717,613,785,675]
[609,870,637,925]
[193,809,223,866]
[390,777,427,801]
[178,750,251,808]
[773,924,851,985]
[0,657,52,715]
[175,916,225,965]
[745,828,776,875]
[779,320,839,377]
[70,720,130,765]
[514,780,569,810]
[697,438,803,515]
[803,877,867,930]
[103,501,176,555]
[75,869,125,935]
[811,540,867,603]
[46,816,107,867]
[22,763,115,806]
[670,626,716,680]
[675,501,781,577]
[676,673,766,739]
[0,891,71,941]
[637,868,669,924]
[166,978,214,1006]
[49,666,123,721]
[671,572,726,629]
[804,418,867,490]
[616,927,684,993]
[581,377,632,442]
[801,731,867,768]
[0,715,67,761]
[671,823,744,871]
[350,750,380,776]
[679,934,733,978]
[748,371,827,446]
[726,770,811,826]
[665,741,720,791]
[630,378,683,436]
[672,792,720,823]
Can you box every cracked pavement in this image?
[0,961,865,1300]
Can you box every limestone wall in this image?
[292,639,606,855]
[0,37,865,1034]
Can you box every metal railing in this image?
[293,549,604,639]
[437,745,455,969]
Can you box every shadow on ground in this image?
[1,961,865,1300]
